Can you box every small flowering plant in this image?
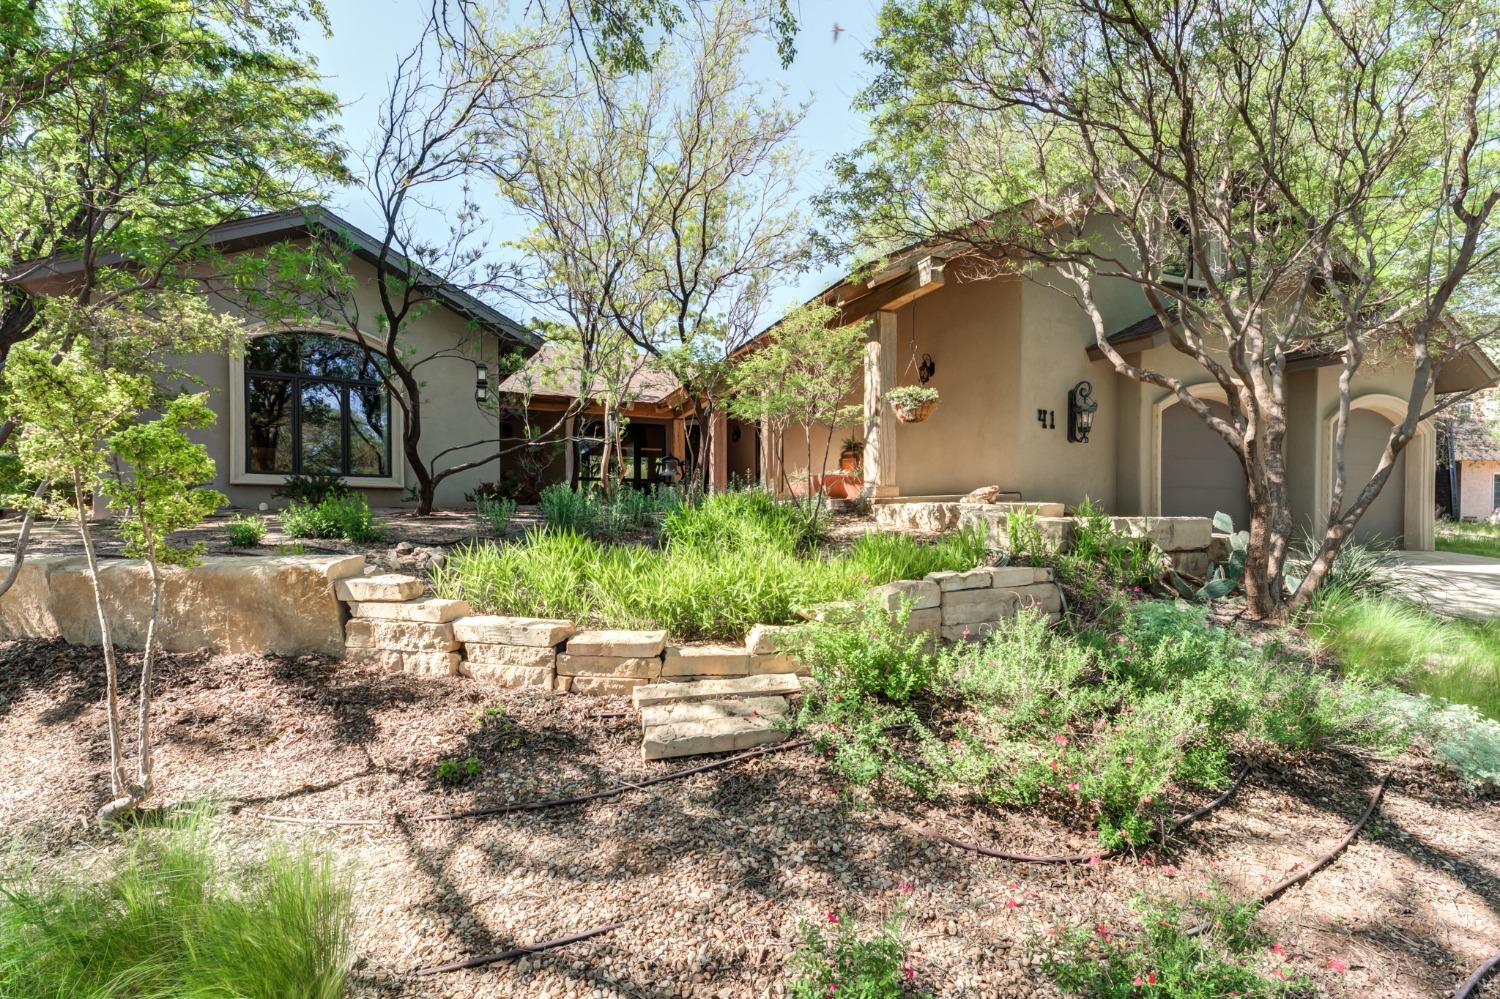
[788,898,932,999]
[1040,889,1315,998]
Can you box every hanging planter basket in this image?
[887,387,940,424]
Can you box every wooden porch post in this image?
[562,413,576,488]
[709,409,729,492]
[863,310,900,497]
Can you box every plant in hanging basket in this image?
[886,385,940,423]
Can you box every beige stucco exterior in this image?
[768,234,1449,550]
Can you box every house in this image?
[11,208,545,510]
[1447,389,1500,521]
[748,232,1498,550]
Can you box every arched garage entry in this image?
[1158,397,1250,526]
[1341,408,1406,545]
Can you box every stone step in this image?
[632,672,802,708]
[348,596,471,623]
[641,713,789,760]
[639,695,789,729]
[335,573,424,603]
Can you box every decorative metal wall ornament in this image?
[918,353,936,384]
[1068,380,1098,443]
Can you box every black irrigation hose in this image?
[911,763,1252,864]
[1183,773,1392,938]
[1455,951,1500,999]
[414,922,623,976]
[243,737,812,828]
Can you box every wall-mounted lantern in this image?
[1067,380,1097,443]
[474,362,489,405]
[657,455,682,484]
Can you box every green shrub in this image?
[432,492,987,641]
[1042,889,1312,997]
[225,513,268,547]
[281,493,383,543]
[792,600,936,705]
[475,495,518,534]
[437,755,482,785]
[788,902,928,999]
[845,523,987,584]
[0,819,352,999]
[272,471,350,506]
[537,482,598,533]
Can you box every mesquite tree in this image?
[825,0,1500,618]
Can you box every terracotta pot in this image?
[891,398,938,423]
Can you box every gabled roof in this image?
[10,206,537,350]
[497,342,682,405]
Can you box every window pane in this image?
[301,335,386,380]
[246,335,298,374]
[347,383,389,476]
[246,377,295,472]
[299,381,344,474]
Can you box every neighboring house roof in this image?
[497,342,683,406]
[1449,389,1500,462]
[9,206,538,350]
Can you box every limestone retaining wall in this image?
[0,553,364,656]
[338,564,1065,694]
[952,507,1218,580]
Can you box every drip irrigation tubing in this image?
[909,763,1252,864]
[1455,951,1500,999]
[243,737,812,828]
[1183,773,1392,937]
[414,922,623,976]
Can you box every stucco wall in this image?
[1458,460,1500,520]
[156,251,517,510]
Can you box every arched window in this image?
[244,333,391,477]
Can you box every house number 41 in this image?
[1037,409,1055,429]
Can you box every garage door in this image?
[1160,400,1250,527]
[1340,409,1405,546]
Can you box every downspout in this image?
[1445,419,1459,519]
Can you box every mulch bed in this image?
[0,639,1497,998]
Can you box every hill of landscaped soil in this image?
[1,639,1496,998]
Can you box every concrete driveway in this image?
[1386,550,1500,623]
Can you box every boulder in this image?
[335,573,423,603]
[940,588,1020,625]
[962,485,1004,503]
[745,623,801,655]
[867,578,940,612]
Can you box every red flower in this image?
[898,880,914,894]
[826,911,839,924]
[1270,941,1286,957]
[1006,898,1020,909]
[1067,781,1080,791]
[1160,864,1177,876]
[1327,959,1347,973]
[1054,734,1069,746]
[1147,970,1157,984]
[1087,854,1101,868]
[903,966,916,981]
[1139,856,1154,866]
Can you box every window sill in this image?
[230,470,405,490]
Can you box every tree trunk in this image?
[1240,429,1295,621]
[132,560,163,803]
[0,479,49,600]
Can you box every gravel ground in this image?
[0,640,1496,998]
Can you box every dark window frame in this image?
[573,418,671,490]
[244,333,392,479]
[1493,473,1500,511]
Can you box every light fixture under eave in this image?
[1068,380,1098,443]
[474,362,489,405]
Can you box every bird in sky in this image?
[832,21,845,43]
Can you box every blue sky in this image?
[301,1,884,325]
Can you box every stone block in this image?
[1011,582,1063,614]
[632,673,802,707]
[641,715,788,760]
[748,653,806,676]
[1208,532,1232,563]
[745,623,801,655]
[348,597,471,623]
[0,553,363,656]
[868,578,941,612]
[1110,516,1212,553]
[569,675,647,696]
[335,573,423,603]
[941,621,1001,644]
[639,695,790,728]
[905,607,941,634]
[873,502,959,533]
[989,565,1050,588]
[462,662,555,688]
[940,588,1019,626]
[463,643,556,670]
[349,648,460,675]
[344,618,459,652]
[1036,517,1077,551]
[662,645,751,677]
[565,628,667,658]
[556,654,662,679]
[1165,551,1213,580]
[554,675,573,693]
[925,568,993,592]
[452,615,575,647]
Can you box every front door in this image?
[574,419,670,489]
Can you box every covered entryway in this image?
[1340,408,1406,546]
[1160,400,1250,527]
